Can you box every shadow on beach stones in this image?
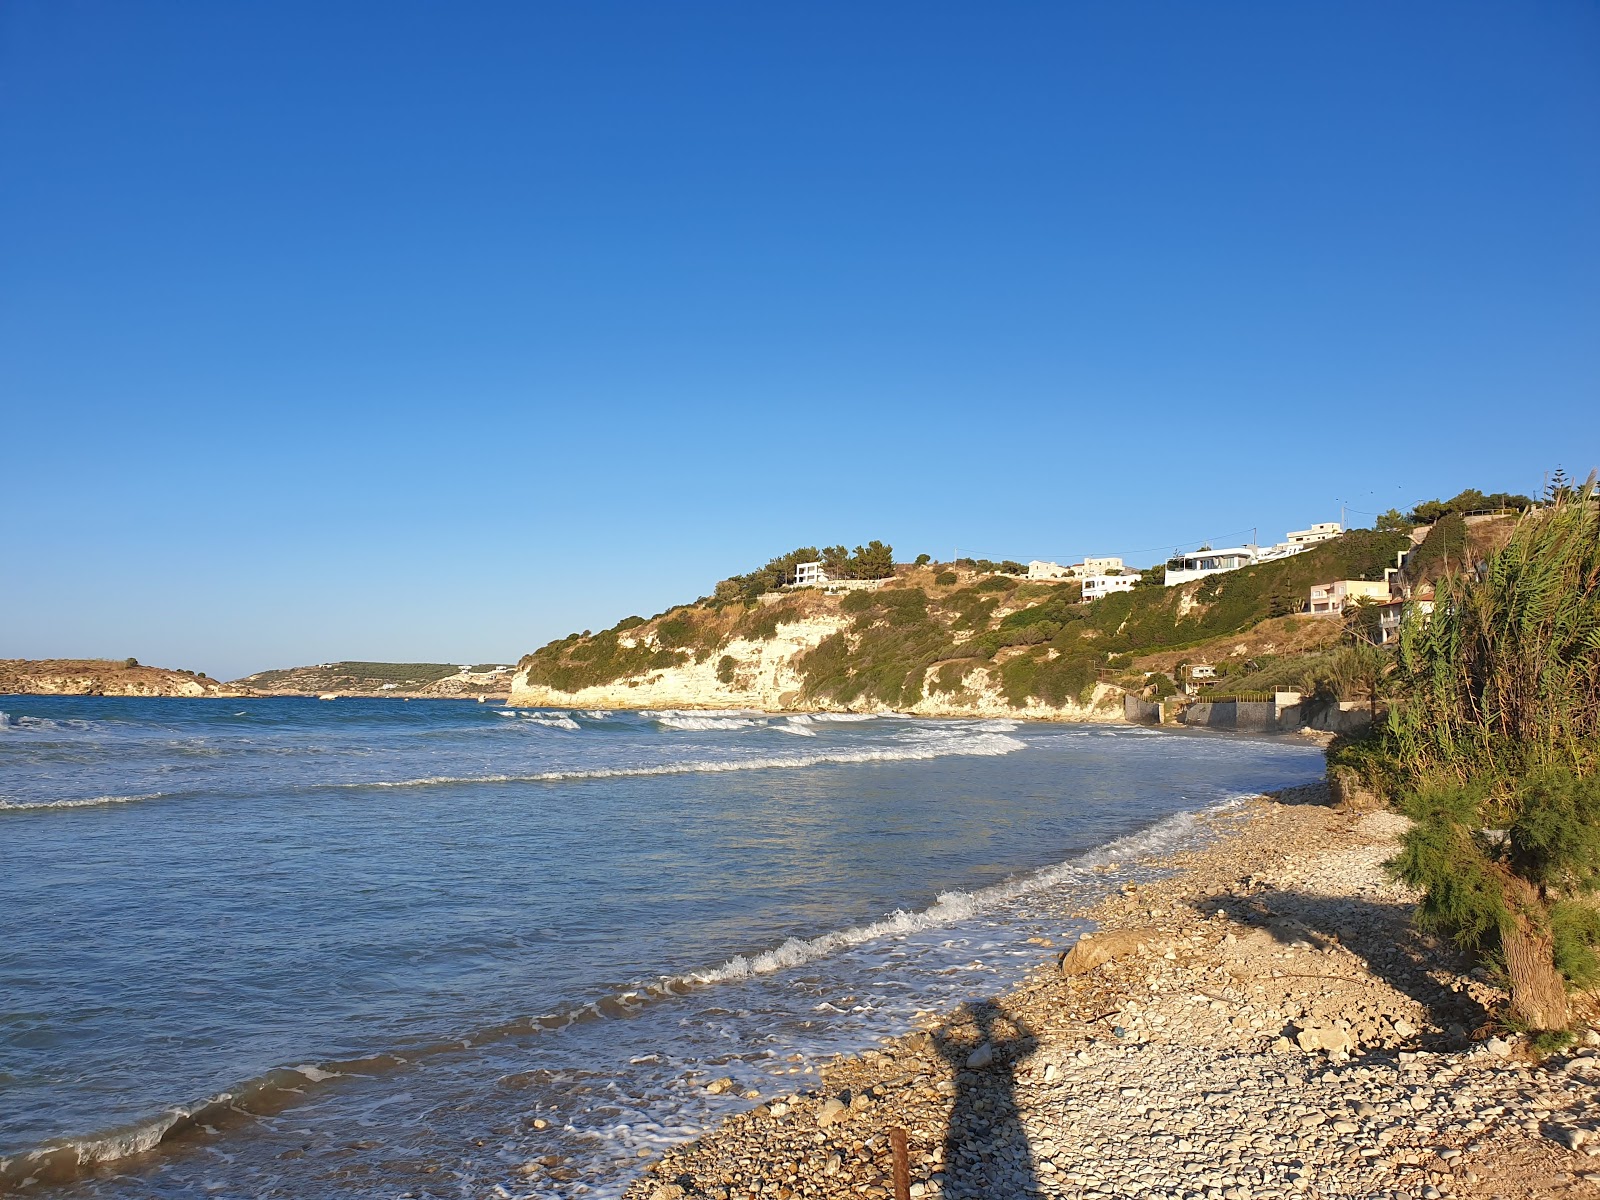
[935,1001,1041,1199]
[1199,885,1490,1049]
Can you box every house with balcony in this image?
[1374,585,1437,644]
[1163,545,1260,586]
[1308,579,1391,617]
[1163,522,1343,586]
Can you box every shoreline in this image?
[624,789,1598,1200]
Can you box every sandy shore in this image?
[626,788,1599,1200]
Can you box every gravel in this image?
[625,789,1600,1200]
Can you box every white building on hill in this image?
[1287,522,1342,547]
[1163,522,1343,586]
[1082,573,1141,601]
[1075,556,1124,576]
[1027,560,1073,581]
[792,561,827,587]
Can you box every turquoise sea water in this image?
[0,698,1323,1196]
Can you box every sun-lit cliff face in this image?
[506,567,1126,719]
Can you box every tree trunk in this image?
[1498,871,1569,1031]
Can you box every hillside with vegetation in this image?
[511,528,1411,715]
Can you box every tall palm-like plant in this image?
[1388,479,1600,1033]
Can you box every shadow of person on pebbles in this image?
[935,1000,1041,1199]
[1200,886,1489,1049]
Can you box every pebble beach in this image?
[627,787,1600,1200]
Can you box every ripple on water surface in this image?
[0,698,1325,1197]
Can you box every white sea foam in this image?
[802,712,880,723]
[0,793,166,813]
[654,715,765,732]
[674,798,1239,988]
[521,714,582,731]
[351,732,1027,791]
[0,711,87,733]
[775,720,817,736]
[581,711,610,720]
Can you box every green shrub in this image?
[716,655,736,684]
[935,571,957,586]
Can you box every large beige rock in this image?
[1058,928,1167,976]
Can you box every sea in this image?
[0,697,1325,1197]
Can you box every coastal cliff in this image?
[507,604,1124,721]
[509,532,1413,720]
[0,658,226,697]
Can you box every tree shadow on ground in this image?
[1197,886,1490,1046]
[934,1000,1041,1199]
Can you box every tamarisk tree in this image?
[1386,480,1600,1033]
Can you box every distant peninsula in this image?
[0,658,229,698]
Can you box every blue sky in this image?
[3,2,1597,680]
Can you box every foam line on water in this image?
[0,792,168,814]
[654,715,766,731]
[344,732,1028,790]
[673,798,1241,986]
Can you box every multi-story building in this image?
[1308,579,1391,616]
[792,561,828,587]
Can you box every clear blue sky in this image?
[3,2,1597,680]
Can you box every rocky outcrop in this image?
[0,659,224,697]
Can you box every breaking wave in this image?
[0,711,93,733]
[0,793,167,814]
[520,713,582,731]
[680,800,1233,985]
[347,732,1027,791]
[653,714,765,732]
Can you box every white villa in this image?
[1164,522,1343,586]
[1082,572,1141,601]
[1028,556,1126,582]
[1163,545,1261,586]
[792,561,828,587]
[1287,522,1342,546]
[1077,556,1124,576]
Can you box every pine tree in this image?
[851,540,895,579]
[1546,466,1573,504]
